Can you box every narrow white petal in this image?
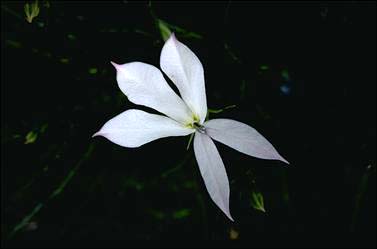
[93,109,194,148]
[204,119,289,164]
[160,34,207,124]
[112,61,193,125]
[193,132,234,221]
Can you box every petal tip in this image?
[169,32,176,40]
[167,32,179,44]
[92,131,103,138]
[228,215,235,222]
[279,156,290,165]
[110,61,120,69]
[223,205,234,222]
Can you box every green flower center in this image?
[185,114,205,133]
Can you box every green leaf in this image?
[60,58,69,64]
[146,209,165,220]
[260,65,269,70]
[157,19,172,42]
[67,33,76,41]
[172,208,191,219]
[281,69,290,81]
[122,177,144,191]
[24,1,40,23]
[155,18,202,41]
[44,1,50,8]
[39,123,48,134]
[88,68,98,75]
[24,3,30,20]
[24,131,38,144]
[6,40,22,48]
[251,190,266,213]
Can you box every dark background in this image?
[1,1,376,247]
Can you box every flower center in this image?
[193,122,206,134]
[184,114,206,133]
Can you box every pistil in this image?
[193,122,206,134]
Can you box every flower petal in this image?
[93,109,194,148]
[193,132,234,221]
[160,34,207,124]
[112,61,193,125]
[204,119,289,164]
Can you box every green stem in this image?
[160,152,192,179]
[50,143,95,198]
[162,152,209,238]
[8,143,96,239]
[10,203,44,237]
[1,5,24,21]
[186,133,194,151]
[190,159,209,239]
[207,104,237,120]
[350,164,374,232]
[208,105,236,114]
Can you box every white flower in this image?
[93,33,289,221]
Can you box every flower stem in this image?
[8,143,96,239]
[350,164,375,232]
